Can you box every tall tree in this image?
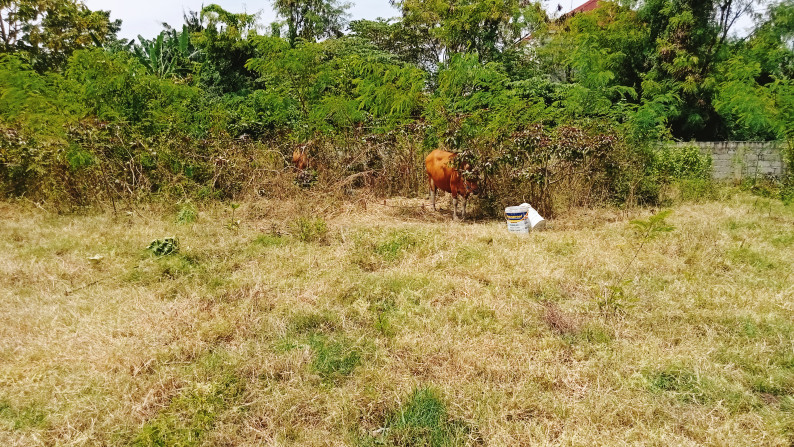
[390,0,545,67]
[0,0,120,70]
[272,0,351,46]
[191,4,259,94]
[639,0,765,139]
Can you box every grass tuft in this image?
[291,216,329,243]
[308,335,361,384]
[360,387,474,447]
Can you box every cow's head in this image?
[292,148,308,171]
[461,162,479,195]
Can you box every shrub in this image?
[291,217,329,243]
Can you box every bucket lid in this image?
[505,206,528,213]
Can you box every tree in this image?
[0,0,120,70]
[639,0,766,139]
[714,2,794,140]
[390,0,545,67]
[349,18,439,69]
[272,0,351,46]
[191,4,259,94]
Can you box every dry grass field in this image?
[1,191,792,446]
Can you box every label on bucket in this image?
[507,221,530,233]
[505,206,530,233]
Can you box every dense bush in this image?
[1,1,792,211]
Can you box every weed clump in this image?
[291,216,329,243]
[253,233,288,248]
[176,203,198,224]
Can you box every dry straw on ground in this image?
[0,192,792,446]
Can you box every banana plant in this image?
[133,25,200,78]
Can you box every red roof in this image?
[571,0,602,14]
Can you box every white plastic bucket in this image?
[520,203,546,230]
[505,206,530,234]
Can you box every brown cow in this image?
[425,149,478,220]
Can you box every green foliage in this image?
[654,145,712,181]
[630,209,675,240]
[253,233,288,248]
[0,0,120,71]
[600,209,674,315]
[1,1,792,208]
[147,237,180,256]
[133,26,199,79]
[176,203,198,224]
[394,0,545,65]
[272,0,351,46]
[191,5,259,94]
[373,230,419,262]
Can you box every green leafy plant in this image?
[176,202,198,224]
[147,237,179,256]
[226,202,240,234]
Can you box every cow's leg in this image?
[429,178,437,211]
[452,194,459,220]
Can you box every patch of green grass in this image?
[454,245,485,264]
[546,238,577,256]
[308,335,361,384]
[713,343,794,398]
[24,236,79,258]
[373,310,396,338]
[646,366,711,403]
[253,233,288,248]
[770,231,794,247]
[154,253,201,279]
[127,252,202,284]
[727,247,775,270]
[351,230,426,270]
[360,387,473,447]
[750,372,794,397]
[726,219,759,232]
[449,303,498,333]
[289,310,339,335]
[0,400,47,430]
[645,365,748,409]
[577,323,613,344]
[374,230,420,262]
[339,273,432,307]
[132,352,244,447]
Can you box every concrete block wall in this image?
[668,141,789,181]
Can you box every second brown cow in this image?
[425,149,478,220]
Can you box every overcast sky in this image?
[83,0,758,42]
